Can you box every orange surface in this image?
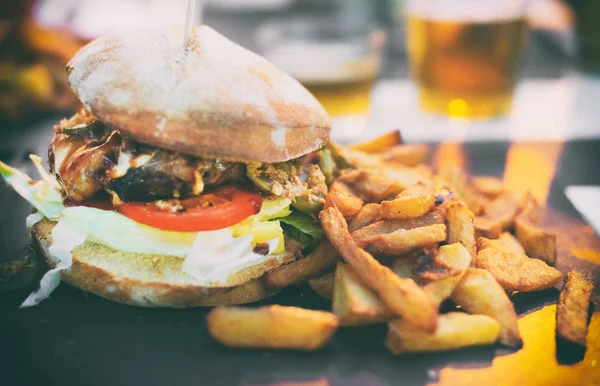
[433,305,600,386]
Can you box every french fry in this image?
[386,312,501,354]
[474,216,503,239]
[344,169,405,202]
[392,254,420,279]
[515,215,557,266]
[380,144,429,167]
[264,241,338,289]
[382,165,433,190]
[348,131,402,153]
[308,272,335,300]
[380,183,436,219]
[556,270,595,347]
[446,201,476,256]
[351,211,445,244]
[319,206,438,331]
[418,243,472,306]
[359,224,447,255]
[436,166,488,215]
[519,191,542,224]
[332,263,394,326]
[482,192,519,231]
[470,176,505,198]
[207,305,338,350]
[324,180,364,218]
[348,203,381,232]
[452,268,522,347]
[474,247,563,292]
[476,233,525,255]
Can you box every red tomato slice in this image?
[117,187,263,232]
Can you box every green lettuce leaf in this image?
[275,211,325,246]
[0,160,64,219]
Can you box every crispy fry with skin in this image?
[342,169,405,202]
[207,305,339,350]
[381,183,436,219]
[386,312,500,354]
[382,165,432,190]
[436,166,488,215]
[452,268,522,347]
[482,192,519,230]
[392,254,420,279]
[418,243,472,305]
[348,203,381,232]
[519,191,542,224]
[470,176,505,198]
[264,241,338,289]
[348,131,402,153]
[474,216,502,239]
[380,144,429,167]
[324,180,363,218]
[556,270,595,347]
[476,233,525,255]
[351,211,445,243]
[319,206,438,331]
[359,224,447,255]
[446,201,476,256]
[308,272,335,300]
[474,247,563,292]
[332,263,394,326]
[515,215,557,266]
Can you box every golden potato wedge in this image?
[351,211,445,243]
[446,201,476,256]
[474,247,563,292]
[382,165,433,190]
[381,183,436,219]
[348,203,382,232]
[436,166,488,215]
[452,268,522,347]
[556,270,595,347]
[339,148,382,169]
[519,191,542,224]
[308,272,335,300]
[264,241,338,289]
[386,312,501,354]
[474,216,503,239]
[319,206,438,331]
[476,233,525,255]
[418,243,472,305]
[482,192,519,230]
[348,130,402,153]
[207,305,338,350]
[345,169,405,202]
[392,254,420,279]
[359,224,447,255]
[470,176,505,198]
[380,144,429,167]
[324,180,364,218]
[332,263,394,326]
[515,215,557,266]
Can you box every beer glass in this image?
[256,17,385,141]
[405,0,528,118]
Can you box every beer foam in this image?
[405,0,526,22]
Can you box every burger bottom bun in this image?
[31,219,296,307]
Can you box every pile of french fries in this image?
[207,132,596,354]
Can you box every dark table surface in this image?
[1,119,599,386]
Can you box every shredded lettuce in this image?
[276,211,325,246]
[0,160,64,219]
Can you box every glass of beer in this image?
[256,16,385,141]
[405,0,528,118]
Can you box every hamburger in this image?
[0,26,333,307]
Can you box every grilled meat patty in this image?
[49,111,327,205]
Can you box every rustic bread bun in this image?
[66,25,330,163]
[31,219,296,307]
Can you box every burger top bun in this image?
[67,25,330,163]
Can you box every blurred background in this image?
[0,0,599,144]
